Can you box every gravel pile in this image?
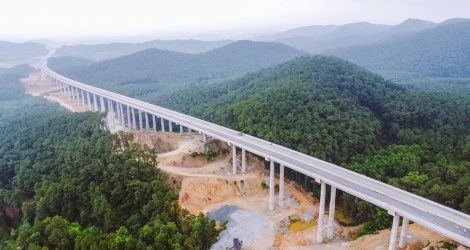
[208,205,275,250]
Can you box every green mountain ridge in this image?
[255,19,438,54]
[49,40,307,96]
[151,55,470,162]
[146,55,470,222]
[55,39,234,61]
[0,41,48,62]
[328,20,470,78]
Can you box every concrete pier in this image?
[317,181,326,243]
[269,160,275,211]
[328,186,336,239]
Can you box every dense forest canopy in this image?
[0,67,219,248]
[46,52,470,223]
[145,56,470,226]
[3,29,470,243]
[0,64,66,126]
[0,64,31,101]
[0,110,220,249]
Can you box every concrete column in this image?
[269,160,275,211]
[69,86,73,100]
[202,133,207,142]
[80,89,85,106]
[86,92,92,111]
[74,87,79,103]
[76,87,80,103]
[138,110,143,130]
[114,102,119,124]
[232,145,237,175]
[126,105,131,129]
[317,181,326,243]
[327,186,337,239]
[145,112,149,129]
[71,87,76,103]
[180,125,183,134]
[242,149,247,173]
[120,103,125,126]
[161,118,165,132]
[66,85,71,100]
[389,212,400,250]
[279,164,284,206]
[131,108,136,130]
[107,99,111,113]
[100,96,105,112]
[93,94,98,111]
[399,218,409,248]
[169,121,173,132]
[116,103,121,127]
[107,99,115,127]
[153,115,156,131]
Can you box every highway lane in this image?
[40,59,470,246]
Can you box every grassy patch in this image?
[289,220,317,233]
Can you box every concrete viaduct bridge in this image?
[39,56,470,249]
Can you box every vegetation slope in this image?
[149,55,470,229]
[0,68,219,249]
[48,40,307,99]
[0,41,48,62]
[328,19,470,95]
[42,44,470,237]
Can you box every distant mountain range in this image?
[254,18,439,54]
[54,39,234,61]
[327,19,470,78]
[49,40,306,95]
[0,41,48,62]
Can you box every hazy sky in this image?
[1,0,469,41]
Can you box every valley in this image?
[22,68,466,249]
[1,10,470,249]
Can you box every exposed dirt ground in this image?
[22,69,468,250]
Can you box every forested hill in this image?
[254,19,436,54]
[55,39,234,60]
[152,55,470,162]
[328,20,470,78]
[49,40,306,90]
[0,64,31,101]
[151,55,470,220]
[0,41,47,61]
